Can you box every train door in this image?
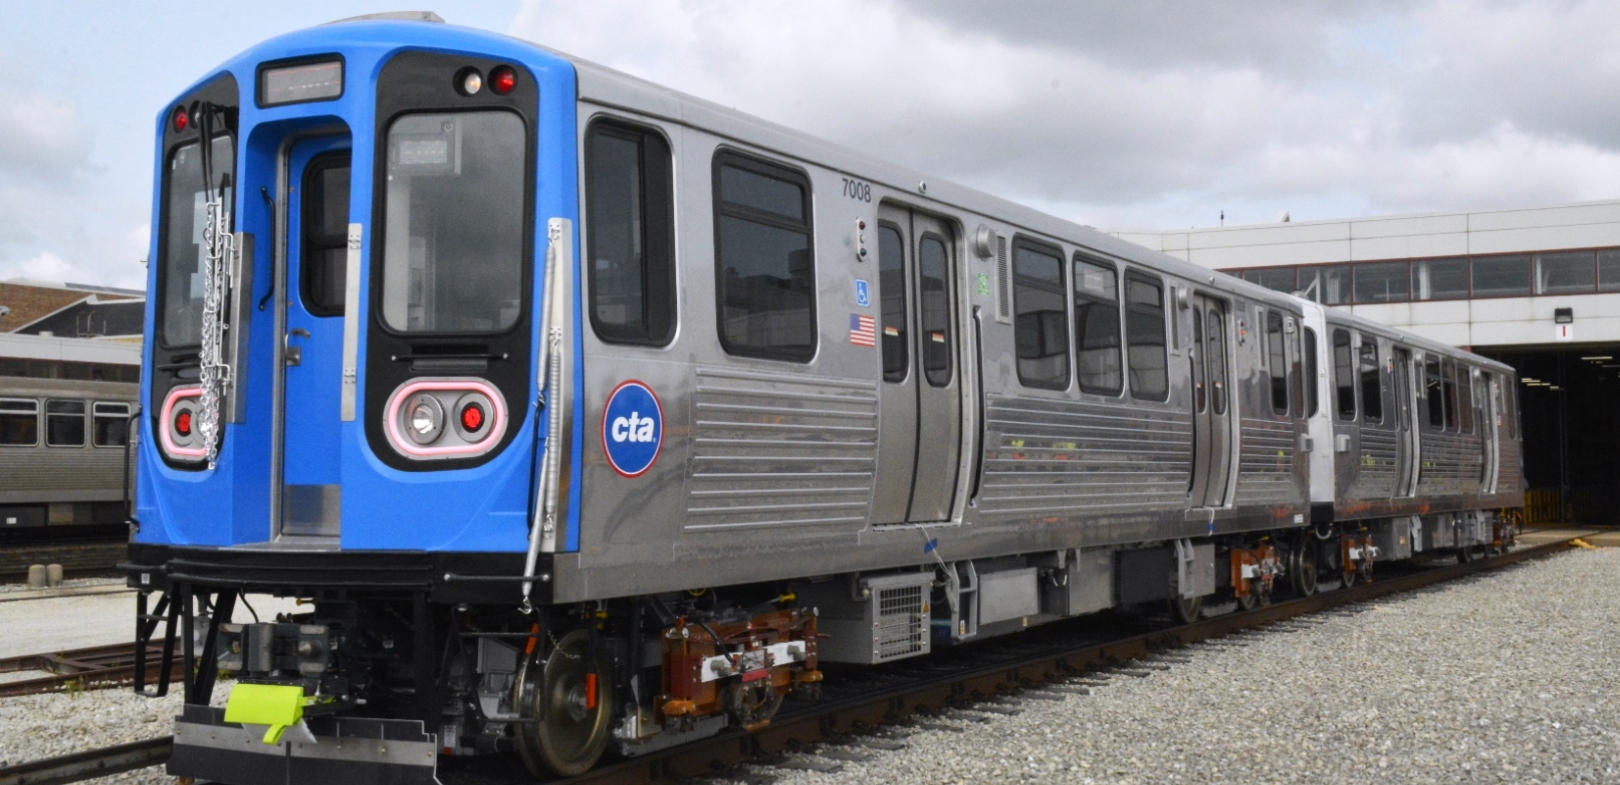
[275,137,351,538]
[872,205,962,523]
[1391,346,1418,498]
[1187,294,1233,507]
[1481,371,1501,493]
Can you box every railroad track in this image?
[0,641,177,699]
[0,538,1576,785]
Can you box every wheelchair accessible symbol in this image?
[601,380,663,478]
[855,279,870,308]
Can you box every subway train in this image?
[124,14,1524,784]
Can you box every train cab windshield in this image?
[159,136,234,347]
[380,111,526,334]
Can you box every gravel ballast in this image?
[748,547,1620,785]
[4,548,1615,785]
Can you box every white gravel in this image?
[6,549,1615,785]
[735,547,1620,785]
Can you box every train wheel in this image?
[514,629,615,777]
[1169,593,1202,624]
[1289,541,1319,597]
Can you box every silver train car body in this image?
[559,57,1523,602]
[0,375,136,529]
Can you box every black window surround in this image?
[1011,236,1070,391]
[1223,245,1620,304]
[585,117,676,346]
[711,149,818,363]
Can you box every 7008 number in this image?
[842,177,872,202]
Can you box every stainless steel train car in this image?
[123,16,1524,784]
[0,374,137,533]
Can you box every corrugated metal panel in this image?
[1417,432,1485,496]
[1235,418,1297,505]
[0,446,126,502]
[1351,428,1399,499]
[685,367,878,531]
[977,396,1192,516]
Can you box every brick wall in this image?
[0,284,137,333]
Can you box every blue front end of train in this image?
[126,17,584,785]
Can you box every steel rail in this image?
[0,642,177,698]
[0,538,1573,785]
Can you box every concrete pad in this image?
[1517,528,1598,545]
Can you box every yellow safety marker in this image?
[1570,538,1597,550]
[224,683,307,744]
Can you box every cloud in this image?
[511,0,1620,232]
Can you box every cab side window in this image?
[586,120,675,345]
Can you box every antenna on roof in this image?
[1276,210,1291,223]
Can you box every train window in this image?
[1425,357,1445,430]
[1302,326,1319,417]
[45,400,85,448]
[1125,274,1169,401]
[878,224,908,382]
[713,151,817,361]
[1207,310,1228,415]
[1072,256,1122,395]
[1190,306,1206,413]
[1359,338,1383,423]
[919,234,953,387]
[585,120,676,346]
[0,399,37,446]
[300,152,351,317]
[1012,239,1069,389]
[380,111,527,334]
[1442,360,1460,431]
[1265,310,1288,415]
[1458,367,1474,433]
[159,134,235,348]
[93,402,131,447]
[1333,329,1355,420]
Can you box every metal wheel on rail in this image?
[513,629,615,777]
[1169,593,1203,624]
[1289,537,1319,597]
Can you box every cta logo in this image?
[601,380,663,477]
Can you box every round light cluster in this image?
[384,379,506,460]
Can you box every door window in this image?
[918,234,953,387]
[1302,326,1318,417]
[300,153,351,316]
[878,223,907,382]
[1206,310,1228,415]
[1333,329,1355,420]
[1359,338,1383,423]
[1265,310,1288,415]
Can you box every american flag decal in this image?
[849,314,876,347]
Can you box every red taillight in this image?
[460,402,485,432]
[490,66,517,95]
[175,411,192,436]
[173,106,188,132]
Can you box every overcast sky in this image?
[5,0,1620,290]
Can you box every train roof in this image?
[1315,304,1513,374]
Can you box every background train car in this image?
[0,332,139,543]
[120,15,1524,784]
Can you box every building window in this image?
[45,400,86,447]
[1013,239,1069,389]
[1471,254,1531,298]
[1072,256,1122,395]
[586,119,676,345]
[1333,329,1355,420]
[0,399,38,446]
[1534,251,1595,295]
[1599,249,1620,292]
[1125,273,1168,401]
[1413,258,1469,300]
[713,151,817,361]
[1298,265,1349,305]
[1243,267,1295,294]
[1354,261,1409,303]
[1265,309,1288,415]
[93,402,131,447]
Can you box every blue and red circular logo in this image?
[601,381,663,478]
